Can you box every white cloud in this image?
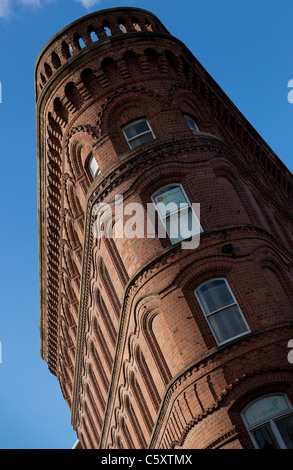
[74,0,101,8]
[0,0,11,18]
[19,0,41,5]
[0,0,42,18]
[0,0,101,19]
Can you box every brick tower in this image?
[35,7,293,449]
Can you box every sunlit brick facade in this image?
[36,7,293,449]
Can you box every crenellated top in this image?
[35,7,169,99]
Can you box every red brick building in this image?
[35,7,293,449]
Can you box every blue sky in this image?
[0,0,292,449]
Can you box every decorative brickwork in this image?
[36,7,293,449]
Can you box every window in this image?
[185,115,199,132]
[123,119,155,149]
[88,155,100,179]
[242,395,293,449]
[152,184,202,244]
[195,278,250,345]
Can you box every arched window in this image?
[242,394,293,449]
[195,278,250,345]
[123,119,155,149]
[185,115,199,131]
[152,184,201,244]
[88,155,100,179]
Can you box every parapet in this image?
[35,7,169,100]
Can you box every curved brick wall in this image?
[36,7,293,449]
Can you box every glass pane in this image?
[275,415,293,449]
[244,396,289,427]
[88,156,99,178]
[129,131,154,148]
[153,185,188,217]
[208,305,248,344]
[253,425,279,449]
[196,279,234,314]
[124,120,150,139]
[186,116,198,131]
[166,207,200,243]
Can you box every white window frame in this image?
[194,277,250,346]
[123,118,155,149]
[151,183,202,245]
[241,394,293,449]
[88,155,100,179]
[184,115,199,132]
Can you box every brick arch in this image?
[124,163,201,249]
[64,81,84,112]
[123,49,140,74]
[139,306,172,386]
[51,51,61,70]
[92,199,114,243]
[174,258,233,293]
[61,271,75,304]
[123,296,172,392]
[259,254,293,305]
[53,97,69,127]
[163,49,180,75]
[170,261,234,350]
[114,358,153,439]
[226,371,293,448]
[80,67,99,96]
[128,162,190,203]
[169,85,212,124]
[63,244,79,280]
[65,216,81,251]
[247,185,274,231]
[47,111,63,138]
[228,372,293,416]
[144,47,159,66]
[67,138,92,185]
[61,298,75,329]
[99,89,163,136]
[259,252,292,276]
[65,126,99,185]
[101,55,118,74]
[212,159,240,183]
[110,408,124,449]
[271,210,293,250]
[172,91,209,132]
[212,161,252,225]
[67,183,84,233]
[180,54,192,81]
